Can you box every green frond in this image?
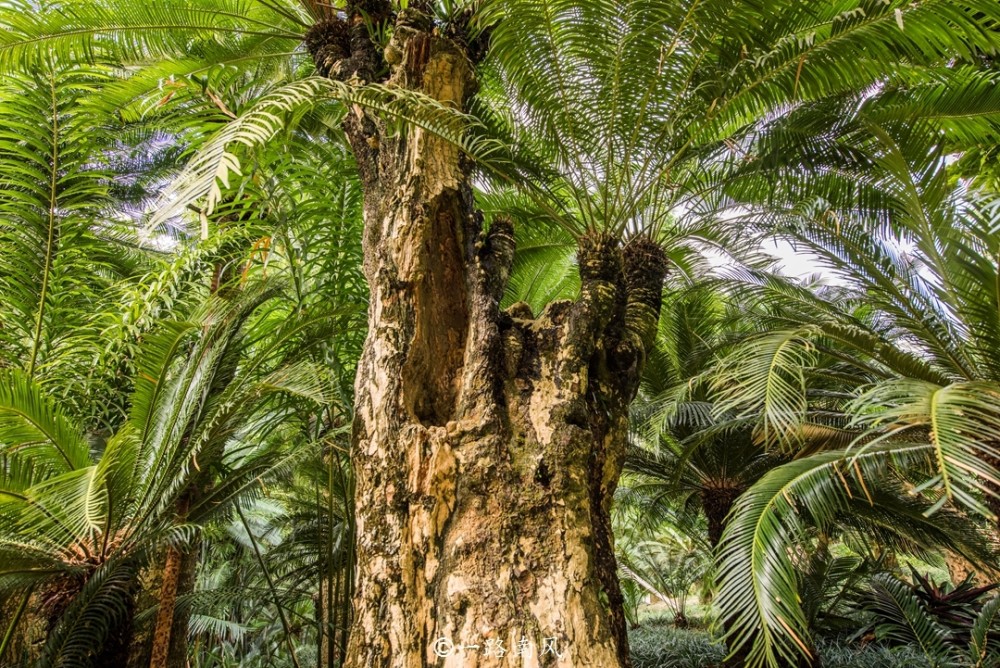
[969,595,1000,668]
[148,76,505,233]
[710,0,1000,140]
[863,66,1000,152]
[18,465,109,552]
[0,62,120,384]
[187,613,248,643]
[715,443,935,668]
[145,77,336,232]
[0,0,304,72]
[36,559,136,668]
[865,573,951,665]
[849,380,1000,518]
[722,267,955,385]
[0,369,91,475]
[128,319,200,444]
[712,328,818,450]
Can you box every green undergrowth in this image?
[628,619,934,668]
[629,625,725,668]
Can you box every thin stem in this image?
[28,67,60,379]
[236,503,303,668]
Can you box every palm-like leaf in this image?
[1,2,997,667]
[0,278,351,663]
[969,595,1000,668]
[866,573,952,665]
[716,443,992,667]
[849,381,1000,517]
[0,370,90,476]
[0,63,115,382]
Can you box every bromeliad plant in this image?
[858,569,1000,667]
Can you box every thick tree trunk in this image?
[165,539,199,668]
[307,6,667,667]
[702,486,741,551]
[945,551,982,586]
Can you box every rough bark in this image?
[306,6,668,667]
[149,545,183,668]
[945,551,983,586]
[149,493,196,668]
[702,486,741,551]
[165,539,199,668]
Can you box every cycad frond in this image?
[0,369,91,476]
[969,595,1000,668]
[712,328,817,450]
[148,76,505,233]
[36,559,135,668]
[0,0,304,72]
[0,63,116,383]
[716,443,946,667]
[849,380,1000,518]
[866,573,951,664]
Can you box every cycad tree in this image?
[0,42,368,664]
[627,280,997,666]
[0,282,344,667]
[711,117,1000,665]
[3,1,999,666]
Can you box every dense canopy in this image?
[0,1,999,667]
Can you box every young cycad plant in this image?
[0,282,342,667]
[617,531,710,629]
[859,570,1000,667]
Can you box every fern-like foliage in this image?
[709,136,1000,664]
[0,280,349,666]
[715,443,995,668]
[0,63,112,380]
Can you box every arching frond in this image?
[0,370,91,475]
[0,63,116,383]
[849,380,1000,518]
[712,328,817,450]
[865,573,951,665]
[715,443,960,667]
[0,0,305,72]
